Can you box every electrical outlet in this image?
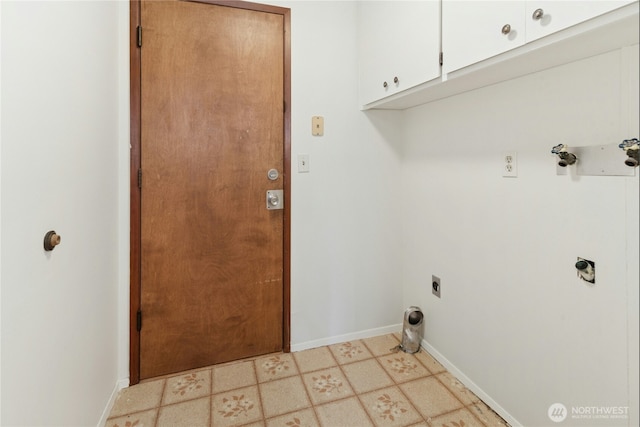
[502,151,518,177]
[432,275,441,298]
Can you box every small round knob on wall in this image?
[383,81,388,89]
[393,76,399,84]
[501,24,511,35]
[532,8,544,20]
[44,230,61,251]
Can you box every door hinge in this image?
[137,26,142,48]
[137,169,142,189]
[439,52,443,66]
[136,310,142,331]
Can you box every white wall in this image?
[401,46,639,426]
[0,4,3,423]
[261,1,405,349]
[623,45,639,427]
[1,1,123,425]
[116,0,131,395]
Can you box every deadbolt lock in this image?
[267,169,279,180]
[266,190,284,210]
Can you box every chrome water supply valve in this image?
[551,143,577,167]
[618,138,639,167]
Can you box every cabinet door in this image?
[358,1,441,106]
[358,1,397,105]
[442,1,525,74]
[526,1,636,42]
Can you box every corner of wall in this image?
[97,379,129,427]
[622,43,639,427]
[117,0,131,384]
[420,338,522,427]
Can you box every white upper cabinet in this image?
[442,1,525,74]
[443,0,637,74]
[525,1,635,41]
[359,0,638,109]
[358,1,441,106]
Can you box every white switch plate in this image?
[298,154,310,173]
[502,151,517,177]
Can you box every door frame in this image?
[129,0,291,385]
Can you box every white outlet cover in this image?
[502,151,517,177]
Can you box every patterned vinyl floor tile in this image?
[106,334,510,427]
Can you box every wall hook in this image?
[551,143,577,167]
[619,138,639,167]
[44,230,61,251]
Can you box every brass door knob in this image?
[44,230,61,251]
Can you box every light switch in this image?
[312,116,324,136]
[297,154,310,173]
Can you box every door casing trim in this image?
[129,0,291,385]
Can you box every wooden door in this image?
[132,0,290,380]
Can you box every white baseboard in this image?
[290,323,402,352]
[98,378,129,427]
[420,339,521,427]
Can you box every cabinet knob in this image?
[532,8,544,20]
[501,24,511,35]
[393,76,399,84]
[383,81,388,88]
